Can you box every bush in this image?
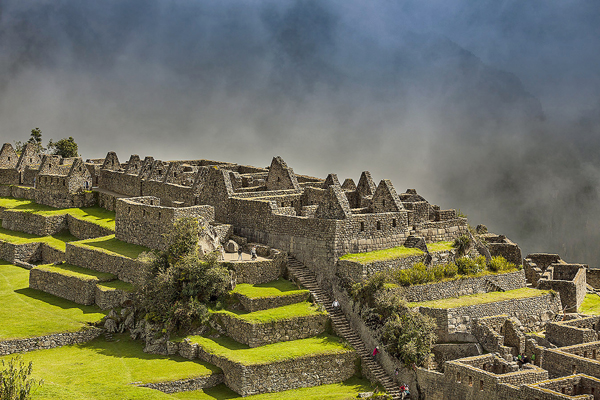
[453,234,471,256]
[455,256,485,275]
[0,356,42,400]
[488,256,516,272]
[382,310,437,368]
[138,217,231,334]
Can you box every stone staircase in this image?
[286,256,403,400]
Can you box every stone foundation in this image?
[0,328,104,356]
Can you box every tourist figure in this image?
[332,299,340,309]
[531,353,536,364]
[237,247,243,261]
[401,384,410,399]
[372,346,380,360]
[251,245,257,260]
[218,246,225,261]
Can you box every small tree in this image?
[27,128,44,152]
[382,309,437,368]
[139,217,231,334]
[47,137,78,158]
[0,356,42,400]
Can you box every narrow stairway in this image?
[286,256,404,400]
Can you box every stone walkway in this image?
[286,256,404,400]
[221,252,268,263]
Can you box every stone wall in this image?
[588,268,600,290]
[0,241,41,264]
[227,252,286,285]
[336,254,425,282]
[115,196,214,250]
[545,317,600,347]
[66,214,114,239]
[1,209,67,236]
[194,343,357,397]
[29,266,100,305]
[538,264,587,312]
[418,292,562,342]
[213,312,328,347]
[236,290,309,312]
[66,242,148,286]
[0,328,103,356]
[138,373,224,394]
[543,341,600,378]
[94,285,134,310]
[398,270,526,303]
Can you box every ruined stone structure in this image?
[4,144,600,399]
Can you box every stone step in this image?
[286,256,402,400]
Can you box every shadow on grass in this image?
[14,287,108,315]
[81,236,147,258]
[81,334,222,373]
[79,206,116,221]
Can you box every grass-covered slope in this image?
[212,302,324,324]
[231,279,308,299]
[0,262,106,340]
[186,335,350,366]
[74,235,150,259]
[409,287,550,309]
[0,221,77,251]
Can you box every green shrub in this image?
[453,235,471,256]
[382,310,437,368]
[0,356,42,400]
[488,256,516,272]
[455,256,485,275]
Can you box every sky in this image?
[1,0,599,264]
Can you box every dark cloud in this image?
[0,0,599,264]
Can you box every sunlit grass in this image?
[231,279,308,299]
[212,302,324,324]
[74,235,149,259]
[35,263,116,282]
[0,262,106,340]
[0,221,77,251]
[580,293,600,314]
[186,335,350,366]
[340,246,423,263]
[409,287,550,309]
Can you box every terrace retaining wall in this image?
[0,328,104,355]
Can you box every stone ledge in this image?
[138,373,224,393]
[0,328,104,356]
[236,290,309,312]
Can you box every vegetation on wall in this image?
[138,217,231,334]
[14,128,79,157]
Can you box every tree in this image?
[382,309,437,368]
[0,356,42,400]
[139,217,231,334]
[47,137,78,158]
[27,128,44,152]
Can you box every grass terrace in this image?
[212,302,324,324]
[409,287,550,309]
[0,262,106,340]
[231,279,308,299]
[427,241,455,252]
[186,334,350,366]
[340,245,424,263]
[97,280,135,292]
[580,293,600,314]
[74,235,150,259]
[35,263,116,282]
[173,377,374,400]
[1,334,220,400]
[0,196,115,230]
[0,221,77,251]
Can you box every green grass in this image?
[0,334,220,400]
[0,222,77,251]
[0,197,115,230]
[409,287,550,309]
[75,235,150,259]
[0,262,106,340]
[340,245,423,263]
[579,293,600,314]
[172,377,374,400]
[35,263,116,282]
[97,280,135,292]
[187,335,350,366]
[427,241,455,252]
[213,302,324,324]
[231,279,308,299]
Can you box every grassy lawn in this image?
[427,241,455,252]
[0,197,115,230]
[0,221,77,251]
[580,293,600,314]
[35,263,116,282]
[231,279,308,299]
[97,280,135,292]
[187,335,350,366]
[75,235,150,259]
[340,246,423,263]
[409,287,550,309]
[173,377,374,400]
[0,262,106,340]
[213,302,324,324]
[1,334,220,400]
